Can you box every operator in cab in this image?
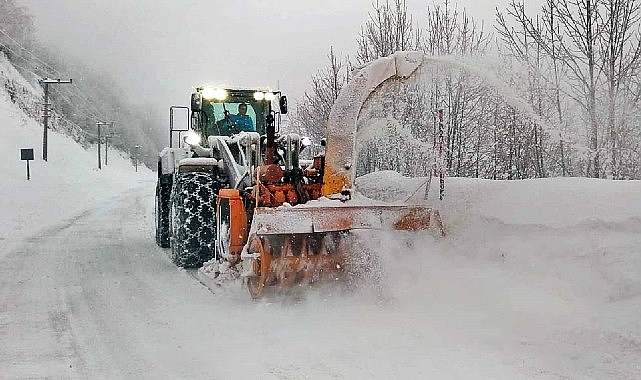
[227,102,254,132]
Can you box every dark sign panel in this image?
[21,148,34,161]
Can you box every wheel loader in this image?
[156,81,445,298]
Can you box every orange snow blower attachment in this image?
[231,51,452,298]
[242,203,445,298]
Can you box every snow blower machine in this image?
[156,81,445,298]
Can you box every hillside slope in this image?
[0,54,154,255]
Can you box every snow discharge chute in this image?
[322,51,426,195]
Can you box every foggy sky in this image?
[19,0,539,117]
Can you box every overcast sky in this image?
[19,0,542,114]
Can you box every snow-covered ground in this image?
[1,56,640,379]
[0,55,155,256]
[357,172,641,379]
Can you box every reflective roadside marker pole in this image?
[21,148,34,180]
[105,135,109,166]
[438,109,445,201]
[98,122,101,170]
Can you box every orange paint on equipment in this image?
[320,165,350,197]
[246,233,345,298]
[286,190,297,204]
[274,190,286,205]
[217,189,248,265]
[256,182,323,207]
[393,208,432,231]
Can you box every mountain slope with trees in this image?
[0,0,162,169]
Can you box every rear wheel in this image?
[170,171,225,268]
[155,177,171,248]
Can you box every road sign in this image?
[20,148,34,180]
[21,148,34,161]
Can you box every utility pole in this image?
[104,122,115,166]
[98,123,101,170]
[134,145,143,172]
[96,122,111,170]
[105,135,110,165]
[41,78,72,161]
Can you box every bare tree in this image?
[420,0,491,176]
[497,0,603,178]
[356,0,419,65]
[422,0,490,56]
[600,0,641,178]
[296,0,419,141]
[292,47,350,142]
[498,0,641,178]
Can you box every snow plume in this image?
[335,51,569,182]
[355,117,435,178]
[353,51,557,141]
[418,54,558,141]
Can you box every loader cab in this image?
[190,87,287,144]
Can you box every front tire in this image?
[170,171,222,268]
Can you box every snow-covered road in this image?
[1,186,224,378]
[3,179,640,380]
[0,183,540,380]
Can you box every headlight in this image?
[254,91,276,101]
[184,131,201,146]
[202,87,227,100]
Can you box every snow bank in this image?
[357,171,641,228]
[352,170,641,378]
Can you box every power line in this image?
[50,85,106,122]
[0,44,116,135]
[0,43,101,116]
[0,54,109,125]
[0,28,66,78]
[0,42,53,77]
[0,32,112,121]
[0,31,131,158]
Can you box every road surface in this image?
[2,183,637,379]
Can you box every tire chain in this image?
[170,170,227,268]
[155,179,172,248]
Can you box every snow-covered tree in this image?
[0,0,33,48]
[420,0,492,177]
[600,0,641,178]
[497,0,641,179]
[421,0,490,56]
